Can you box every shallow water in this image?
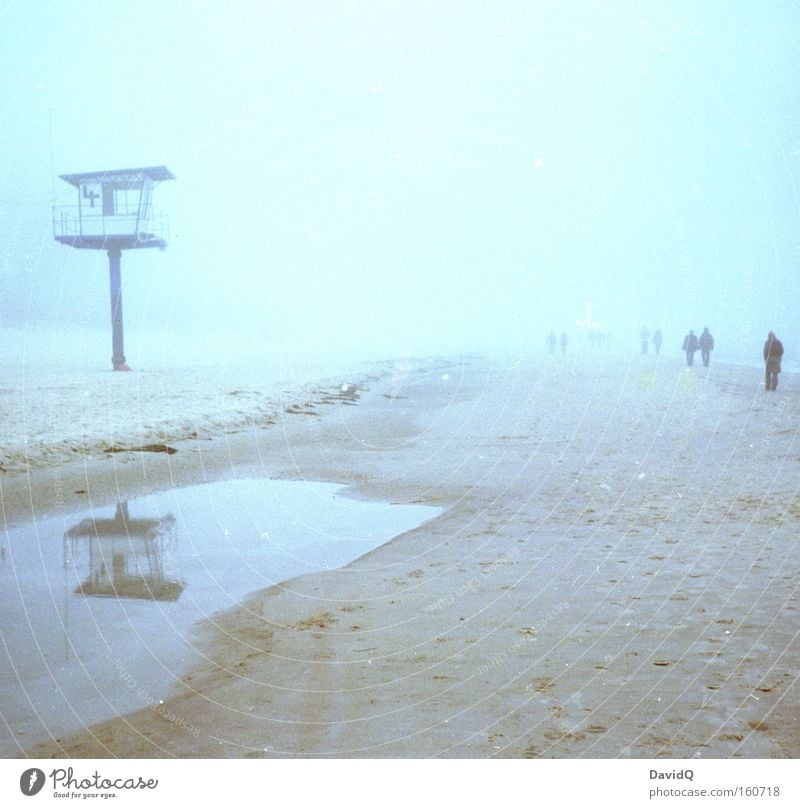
[0,478,440,756]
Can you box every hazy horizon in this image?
[1,1,798,369]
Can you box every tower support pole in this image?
[108,248,130,370]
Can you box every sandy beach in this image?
[3,351,798,759]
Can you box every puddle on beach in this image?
[0,478,440,756]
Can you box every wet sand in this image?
[0,478,440,756]
[5,352,798,758]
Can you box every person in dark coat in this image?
[652,329,663,356]
[682,330,699,366]
[559,332,568,354]
[699,327,714,367]
[547,331,557,354]
[763,331,784,391]
[640,327,650,354]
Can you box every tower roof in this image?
[59,166,175,187]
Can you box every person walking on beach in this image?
[763,331,784,391]
[640,327,650,354]
[682,329,699,366]
[547,331,557,354]
[699,327,715,367]
[653,329,663,356]
[559,332,568,354]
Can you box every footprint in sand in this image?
[531,677,555,694]
[294,612,338,630]
[543,728,586,743]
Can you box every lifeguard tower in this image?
[53,166,175,370]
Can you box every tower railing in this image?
[52,205,169,245]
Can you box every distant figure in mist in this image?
[559,332,568,354]
[640,327,650,354]
[547,331,557,354]
[682,329,699,366]
[653,329,663,356]
[699,327,715,367]
[763,331,784,391]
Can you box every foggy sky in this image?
[1,1,799,366]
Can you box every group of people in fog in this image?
[681,327,714,367]
[642,326,715,366]
[639,327,663,356]
[640,326,786,392]
[546,331,568,354]
[546,325,786,393]
[546,330,608,353]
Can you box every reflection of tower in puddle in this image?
[65,502,184,601]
